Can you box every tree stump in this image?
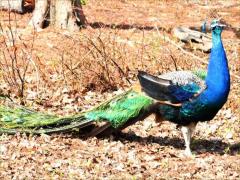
[28,0,48,29]
[28,0,86,30]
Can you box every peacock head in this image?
[211,19,226,35]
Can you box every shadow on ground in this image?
[89,21,240,38]
[89,22,168,31]
[113,131,240,155]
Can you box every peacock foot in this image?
[179,149,195,158]
[184,148,193,157]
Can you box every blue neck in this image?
[203,31,230,105]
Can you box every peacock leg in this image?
[180,122,197,156]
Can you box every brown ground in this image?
[0,0,240,179]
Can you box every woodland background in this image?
[0,0,239,178]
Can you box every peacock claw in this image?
[178,149,194,158]
[182,148,197,158]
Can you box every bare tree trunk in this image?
[28,0,86,30]
[50,0,56,26]
[55,0,72,29]
[28,0,48,29]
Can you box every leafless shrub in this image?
[0,10,38,104]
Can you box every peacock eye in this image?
[212,27,216,31]
[110,101,117,106]
[128,93,135,98]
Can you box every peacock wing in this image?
[138,71,206,104]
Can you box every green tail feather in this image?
[84,90,153,128]
[0,89,154,134]
[0,105,63,129]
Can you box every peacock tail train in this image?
[0,89,154,135]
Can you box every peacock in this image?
[0,20,230,156]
